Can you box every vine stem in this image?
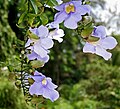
[20,54,26,96]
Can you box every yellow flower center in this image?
[65,3,75,14]
[42,78,47,85]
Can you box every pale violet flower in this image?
[83,26,118,60]
[47,22,65,43]
[48,29,65,43]
[25,25,54,59]
[29,71,59,102]
[27,51,49,63]
[47,22,59,29]
[54,1,91,29]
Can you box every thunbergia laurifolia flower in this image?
[27,51,49,63]
[25,25,54,62]
[29,71,59,102]
[48,28,65,43]
[54,0,91,29]
[83,26,118,60]
[47,22,65,43]
[48,29,65,43]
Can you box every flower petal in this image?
[41,38,54,49]
[72,1,82,6]
[27,52,38,60]
[49,29,64,43]
[25,39,33,47]
[95,46,112,60]
[31,71,45,82]
[37,54,49,63]
[92,26,106,38]
[46,77,58,89]
[83,42,95,54]
[54,11,68,24]
[47,22,59,29]
[29,27,39,36]
[76,5,91,15]
[29,82,43,95]
[99,37,117,49]
[55,3,65,11]
[72,13,82,22]
[34,40,48,58]
[43,88,59,102]
[64,15,78,29]
[37,25,49,38]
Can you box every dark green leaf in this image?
[40,13,48,25]
[30,0,38,14]
[18,12,27,24]
[30,60,44,68]
[47,0,58,7]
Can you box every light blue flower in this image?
[47,22,65,43]
[48,28,65,43]
[54,1,91,29]
[29,71,59,102]
[25,25,54,59]
[83,26,118,60]
[27,51,49,63]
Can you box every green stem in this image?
[20,57,26,96]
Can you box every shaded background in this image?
[0,0,120,108]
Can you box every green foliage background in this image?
[0,0,120,109]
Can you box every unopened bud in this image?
[21,50,25,54]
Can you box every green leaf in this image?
[7,65,14,72]
[40,13,48,25]
[29,32,39,40]
[30,60,44,68]
[27,13,36,26]
[17,39,24,46]
[81,27,94,38]
[18,12,27,24]
[28,78,34,85]
[16,24,26,29]
[30,0,38,14]
[62,0,70,3]
[47,0,58,7]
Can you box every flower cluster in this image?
[24,0,117,102]
[25,25,64,64]
[25,25,64,101]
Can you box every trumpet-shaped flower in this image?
[27,51,49,63]
[54,1,91,29]
[25,25,54,58]
[83,26,117,60]
[48,28,65,43]
[29,71,59,102]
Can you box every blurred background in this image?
[0,0,120,109]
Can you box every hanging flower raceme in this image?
[83,26,118,60]
[29,71,59,102]
[25,25,54,63]
[54,0,91,29]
